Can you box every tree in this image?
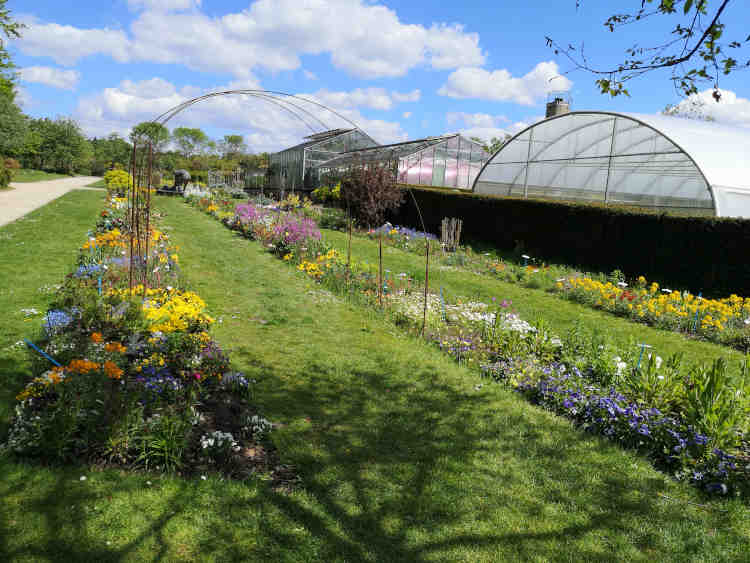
[89,133,132,175]
[129,121,170,152]
[470,135,511,155]
[546,1,747,98]
[172,127,209,158]
[23,117,89,174]
[0,0,26,159]
[340,163,404,227]
[218,134,247,160]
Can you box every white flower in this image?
[201,475,207,481]
[617,282,628,288]
[556,278,566,282]
[79,476,87,481]
[657,375,665,380]
[521,254,530,259]
[661,288,672,293]
[744,318,750,326]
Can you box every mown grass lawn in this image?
[85,178,106,188]
[321,229,746,368]
[1,193,749,562]
[10,169,71,183]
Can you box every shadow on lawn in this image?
[0,350,741,561]
[0,343,742,555]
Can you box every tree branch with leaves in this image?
[546,0,747,98]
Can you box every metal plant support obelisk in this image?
[127,140,154,292]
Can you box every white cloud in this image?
[16,16,130,66]
[16,0,484,79]
[666,88,750,128]
[446,112,543,143]
[128,0,201,11]
[438,61,571,105]
[304,88,420,111]
[73,77,408,150]
[19,66,80,90]
[391,89,421,103]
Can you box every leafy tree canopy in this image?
[129,121,170,151]
[547,1,747,98]
[172,126,209,158]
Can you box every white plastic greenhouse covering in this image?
[472,111,750,217]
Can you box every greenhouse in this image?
[270,128,378,191]
[317,133,489,189]
[472,111,750,217]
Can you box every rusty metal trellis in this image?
[127,140,154,293]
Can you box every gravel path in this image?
[0,176,102,228]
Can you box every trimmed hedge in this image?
[389,187,750,297]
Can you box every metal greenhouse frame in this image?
[472,111,750,217]
[317,133,488,189]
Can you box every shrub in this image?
[0,160,10,189]
[4,157,20,169]
[103,169,132,195]
[389,187,750,297]
[341,163,404,228]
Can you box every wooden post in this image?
[422,240,430,337]
[378,232,383,306]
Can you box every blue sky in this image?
[10,0,750,153]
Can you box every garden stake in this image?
[406,187,430,337]
[692,292,703,332]
[439,286,447,323]
[422,241,430,337]
[24,338,61,367]
[636,343,652,370]
[346,209,352,286]
[378,231,383,306]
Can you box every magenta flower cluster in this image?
[272,216,321,247]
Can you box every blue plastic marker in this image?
[24,338,62,367]
[636,343,652,371]
[692,292,703,332]
[439,287,447,323]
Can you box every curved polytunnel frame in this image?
[471,110,750,217]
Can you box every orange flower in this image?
[102,361,123,380]
[91,332,104,344]
[105,341,127,354]
[67,359,100,374]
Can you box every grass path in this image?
[10,169,70,183]
[1,193,748,561]
[322,229,746,367]
[155,198,750,561]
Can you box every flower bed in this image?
[355,220,750,351]
[4,194,278,479]
[188,193,749,496]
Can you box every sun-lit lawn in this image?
[85,178,107,188]
[1,193,748,561]
[10,169,71,183]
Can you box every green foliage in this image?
[547,1,745,97]
[0,158,10,189]
[130,121,170,152]
[20,117,89,174]
[390,187,750,297]
[172,127,209,159]
[103,169,132,193]
[685,358,747,449]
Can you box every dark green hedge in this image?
[389,187,750,296]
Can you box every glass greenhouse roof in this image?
[316,135,456,168]
[473,111,750,218]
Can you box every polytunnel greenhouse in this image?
[317,134,489,189]
[472,111,750,217]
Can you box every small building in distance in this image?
[316,133,489,190]
[269,128,378,192]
